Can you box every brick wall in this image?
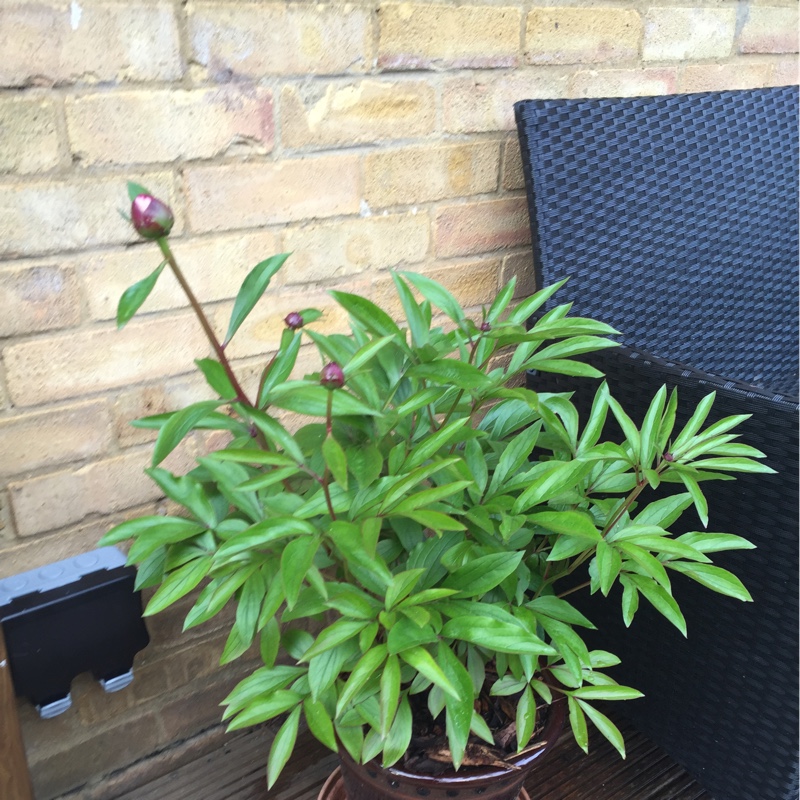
[0,1,796,797]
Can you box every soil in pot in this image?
[327,692,566,800]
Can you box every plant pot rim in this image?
[318,767,535,800]
[338,694,566,789]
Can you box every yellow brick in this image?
[443,71,569,134]
[501,251,537,300]
[644,8,737,61]
[739,7,799,54]
[364,142,501,208]
[282,80,435,149]
[112,386,169,448]
[434,198,530,259]
[570,67,678,98]
[0,97,61,173]
[3,313,208,407]
[0,515,145,579]
[0,263,80,336]
[0,401,112,479]
[9,451,164,536]
[772,55,799,85]
[0,172,178,258]
[66,88,274,166]
[0,2,181,88]
[378,4,521,69]
[82,230,279,321]
[184,156,360,233]
[502,138,525,192]
[680,63,774,93]
[526,8,642,65]
[282,214,429,285]
[189,2,372,79]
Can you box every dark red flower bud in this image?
[320,362,345,390]
[663,452,675,462]
[480,321,491,332]
[284,312,304,330]
[131,194,174,240]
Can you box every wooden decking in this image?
[113,716,713,800]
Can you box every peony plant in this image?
[101,183,771,788]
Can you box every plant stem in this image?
[157,238,252,407]
[557,580,592,599]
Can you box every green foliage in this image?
[102,235,772,784]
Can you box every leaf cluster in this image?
[102,237,771,786]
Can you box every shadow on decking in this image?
[113,716,712,800]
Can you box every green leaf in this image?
[676,532,755,554]
[145,556,212,616]
[145,468,217,528]
[100,515,203,547]
[528,510,601,540]
[667,562,753,601]
[345,335,396,374]
[385,569,425,610]
[505,279,568,325]
[443,552,524,596]
[268,383,381,417]
[247,409,305,463]
[267,706,302,789]
[576,700,627,758]
[402,419,471,470]
[606,395,641,459]
[512,460,592,513]
[322,436,348,489]
[626,574,686,636]
[380,655,402,736]
[400,646,460,699]
[634,493,694,529]
[638,385,667,467]
[304,697,337,751]
[259,329,302,406]
[400,271,464,322]
[438,643,475,769]
[487,278,516,323]
[568,696,589,754]
[330,290,405,341]
[527,359,605,379]
[392,272,429,347]
[578,386,609,453]
[152,400,221,467]
[336,645,388,716]
[516,685,537,750]
[281,535,319,609]
[528,595,596,628]
[195,358,236,400]
[620,578,639,627]
[677,472,709,527]
[117,262,166,328]
[673,392,717,449]
[441,617,556,656]
[387,618,439,654]
[301,619,369,661]
[225,253,290,345]
[594,541,622,596]
[689,457,775,474]
[127,181,152,201]
[572,685,643,701]
[382,695,412,768]
[408,359,492,391]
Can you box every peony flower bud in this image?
[480,321,491,332]
[131,194,174,240]
[663,452,675,462]
[284,311,304,330]
[320,362,345,390]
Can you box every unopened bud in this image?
[320,362,345,390]
[284,312,304,330]
[131,194,174,240]
[663,452,675,462]
[480,321,491,332]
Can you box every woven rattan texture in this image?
[528,348,799,800]
[514,86,799,398]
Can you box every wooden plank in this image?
[0,625,35,800]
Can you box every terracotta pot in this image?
[320,697,566,800]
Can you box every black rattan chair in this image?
[514,87,799,800]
